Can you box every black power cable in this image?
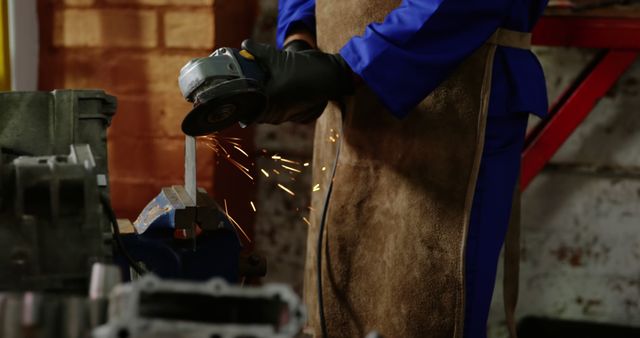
[317,120,343,338]
[99,192,147,276]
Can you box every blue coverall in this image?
[277,1,549,336]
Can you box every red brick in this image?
[109,95,192,138]
[53,9,158,48]
[168,0,214,5]
[64,0,95,6]
[107,135,214,181]
[57,51,203,95]
[105,0,169,5]
[164,10,214,49]
[109,179,166,220]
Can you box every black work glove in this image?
[241,39,354,124]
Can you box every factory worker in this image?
[240,0,549,337]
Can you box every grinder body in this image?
[179,48,267,136]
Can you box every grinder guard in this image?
[179,48,267,136]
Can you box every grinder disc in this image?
[182,78,267,136]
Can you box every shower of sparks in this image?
[277,184,295,196]
[233,145,249,157]
[250,201,256,212]
[199,134,253,181]
[302,217,311,226]
[282,165,301,173]
[224,199,251,243]
[261,169,270,177]
[313,184,320,192]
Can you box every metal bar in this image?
[184,135,197,205]
[533,16,640,49]
[544,162,640,180]
[521,50,638,190]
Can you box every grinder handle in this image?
[232,49,266,85]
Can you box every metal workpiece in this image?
[0,263,121,338]
[185,135,197,205]
[0,90,116,195]
[92,275,306,338]
[89,264,123,328]
[0,145,108,292]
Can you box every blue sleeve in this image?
[277,0,316,49]
[340,0,512,118]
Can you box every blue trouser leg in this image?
[463,112,529,338]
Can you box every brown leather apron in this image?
[304,1,531,337]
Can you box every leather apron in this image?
[304,1,531,337]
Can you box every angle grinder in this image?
[178,48,267,136]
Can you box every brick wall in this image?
[37,0,257,220]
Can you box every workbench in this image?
[523,5,640,190]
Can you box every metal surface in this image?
[133,186,235,236]
[0,90,117,195]
[0,263,121,338]
[0,144,108,292]
[185,136,197,205]
[92,275,306,338]
[521,50,638,190]
[179,48,245,101]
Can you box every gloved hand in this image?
[241,39,354,124]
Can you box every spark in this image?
[302,217,311,226]
[329,136,336,143]
[321,167,326,171]
[273,169,281,175]
[250,201,256,212]
[261,169,270,177]
[282,165,301,173]
[279,157,300,165]
[233,145,249,157]
[303,162,310,167]
[272,155,282,160]
[277,184,295,196]
[224,199,251,243]
[227,157,254,180]
[313,184,320,192]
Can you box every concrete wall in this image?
[488,48,640,336]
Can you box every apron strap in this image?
[488,28,532,50]
[503,180,521,338]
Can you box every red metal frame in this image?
[521,16,640,190]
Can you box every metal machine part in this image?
[179,47,267,136]
[92,275,306,338]
[0,144,109,292]
[0,90,117,196]
[0,263,121,338]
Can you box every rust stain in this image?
[551,245,584,267]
